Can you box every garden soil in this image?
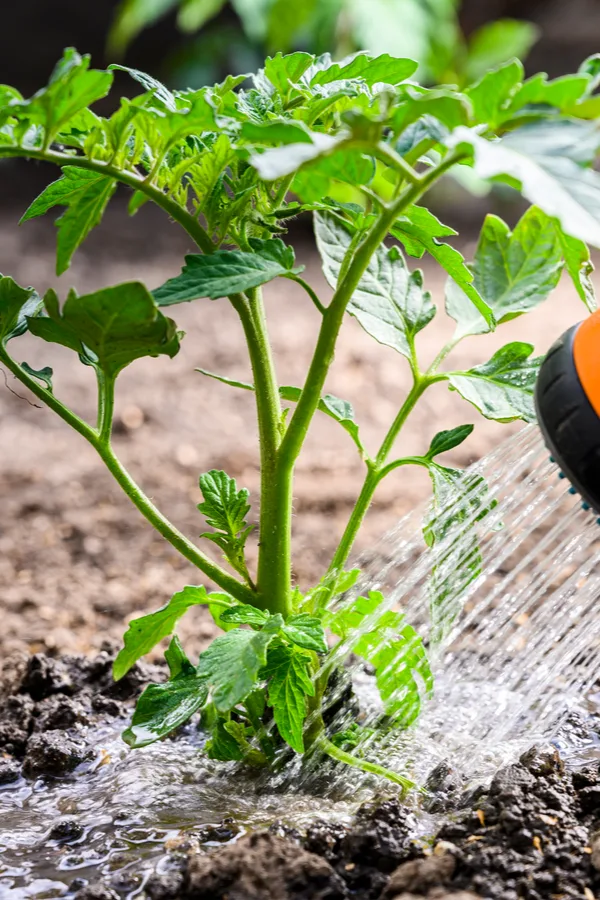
[0,194,593,662]
[2,647,600,899]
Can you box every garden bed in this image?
[2,646,600,900]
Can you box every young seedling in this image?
[0,47,598,787]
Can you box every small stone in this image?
[490,764,536,796]
[23,731,89,777]
[0,758,21,784]
[20,654,73,701]
[73,886,120,900]
[48,818,84,843]
[382,853,456,897]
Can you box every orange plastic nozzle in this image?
[573,309,600,418]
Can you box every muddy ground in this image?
[0,186,594,660]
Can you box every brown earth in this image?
[0,194,593,661]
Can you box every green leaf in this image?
[114,585,233,679]
[206,717,245,761]
[466,60,523,127]
[448,121,600,247]
[444,279,490,341]
[447,342,541,423]
[28,282,181,377]
[391,207,493,328]
[426,425,473,460]
[165,635,195,678]
[10,48,112,142]
[555,226,596,312]
[281,614,327,653]
[315,212,435,359]
[392,86,472,133]
[262,643,314,753]
[21,167,117,275]
[220,604,270,627]
[240,121,312,145]
[309,53,418,87]
[153,239,303,305]
[472,207,563,323]
[250,132,344,181]
[263,52,314,96]
[21,363,53,391]
[197,627,277,712]
[0,276,41,346]
[507,73,591,120]
[370,622,434,726]
[325,590,383,640]
[465,19,539,84]
[123,671,208,748]
[198,469,251,538]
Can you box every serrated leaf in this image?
[507,72,591,120]
[392,86,472,133]
[315,212,435,359]
[10,48,112,142]
[197,627,277,712]
[262,643,314,753]
[220,604,270,627]
[325,590,384,640]
[28,282,180,376]
[426,425,474,460]
[165,635,195,678]
[123,671,208,748]
[114,585,234,679]
[466,60,523,128]
[447,342,541,423]
[448,122,600,247]
[555,226,596,312]
[250,132,343,181]
[281,614,327,653]
[444,279,490,341]
[240,121,312,145]
[391,207,493,328]
[263,52,314,97]
[310,53,417,88]
[21,167,117,275]
[198,469,251,538]
[153,239,303,305]
[472,207,563,323]
[370,622,434,726]
[0,276,41,346]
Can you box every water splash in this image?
[3,425,600,898]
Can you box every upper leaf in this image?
[21,166,117,275]
[197,627,277,712]
[449,121,600,247]
[447,342,541,423]
[426,425,474,460]
[0,276,41,346]
[315,212,435,360]
[465,60,524,128]
[114,585,234,679]
[472,207,563,323]
[28,282,181,376]
[198,469,251,538]
[153,239,303,305]
[555,226,597,312]
[281,613,327,653]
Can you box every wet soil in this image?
[3,648,600,900]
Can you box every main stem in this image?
[230,291,291,617]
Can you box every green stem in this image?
[1,147,214,254]
[319,737,415,792]
[0,349,254,605]
[326,376,430,581]
[284,275,326,314]
[97,371,116,444]
[229,291,291,617]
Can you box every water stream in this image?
[3,426,600,898]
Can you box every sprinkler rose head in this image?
[535,310,600,513]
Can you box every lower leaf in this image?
[122,673,208,748]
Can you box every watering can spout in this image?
[535,309,600,513]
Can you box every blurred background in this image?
[0,0,598,661]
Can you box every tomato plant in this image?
[0,48,598,787]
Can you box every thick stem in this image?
[97,371,116,444]
[319,737,415,792]
[229,291,292,617]
[0,350,254,604]
[1,147,214,254]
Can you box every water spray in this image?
[536,310,600,515]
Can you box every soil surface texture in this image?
[0,200,592,662]
[2,649,600,900]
